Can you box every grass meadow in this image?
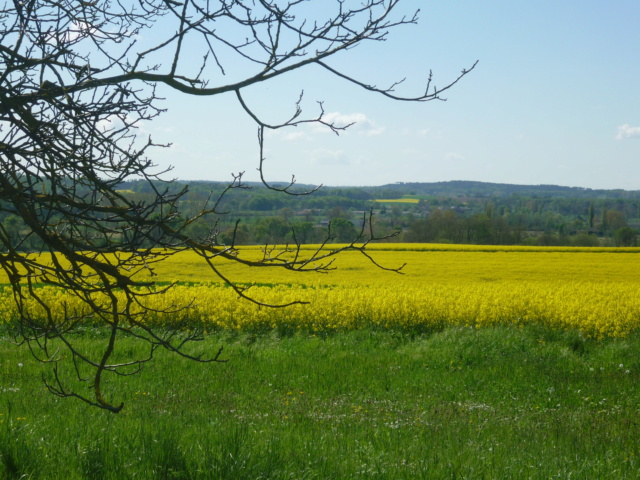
[3,327,640,479]
[2,245,640,478]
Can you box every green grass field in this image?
[2,326,640,479]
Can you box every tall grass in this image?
[2,326,640,478]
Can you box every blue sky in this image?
[146,1,640,190]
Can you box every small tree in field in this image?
[0,0,475,412]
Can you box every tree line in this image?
[3,180,639,250]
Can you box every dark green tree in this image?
[614,227,637,247]
[606,209,627,231]
[254,217,292,244]
[330,218,358,243]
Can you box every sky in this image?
[144,1,640,190]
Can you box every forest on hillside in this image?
[2,180,639,250]
[136,180,640,247]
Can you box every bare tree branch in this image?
[0,0,474,411]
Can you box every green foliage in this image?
[615,227,638,247]
[330,217,358,243]
[571,233,600,247]
[4,179,640,249]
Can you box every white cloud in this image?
[309,148,349,165]
[263,112,384,138]
[283,131,310,141]
[63,21,98,43]
[414,128,444,140]
[401,148,422,155]
[445,152,465,161]
[616,124,640,140]
[318,112,385,136]
[96,116,118,132]
[263,128,310,142]
[365,126,386,137]
[322,111,367,127]
[96,113,148,133]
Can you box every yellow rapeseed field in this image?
[373,198,421,204]
[2,244,640,338]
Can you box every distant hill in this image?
[377,181,640,199]
[106,178,640,247]
[126,178,640,200]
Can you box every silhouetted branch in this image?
[0,0,473,412]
